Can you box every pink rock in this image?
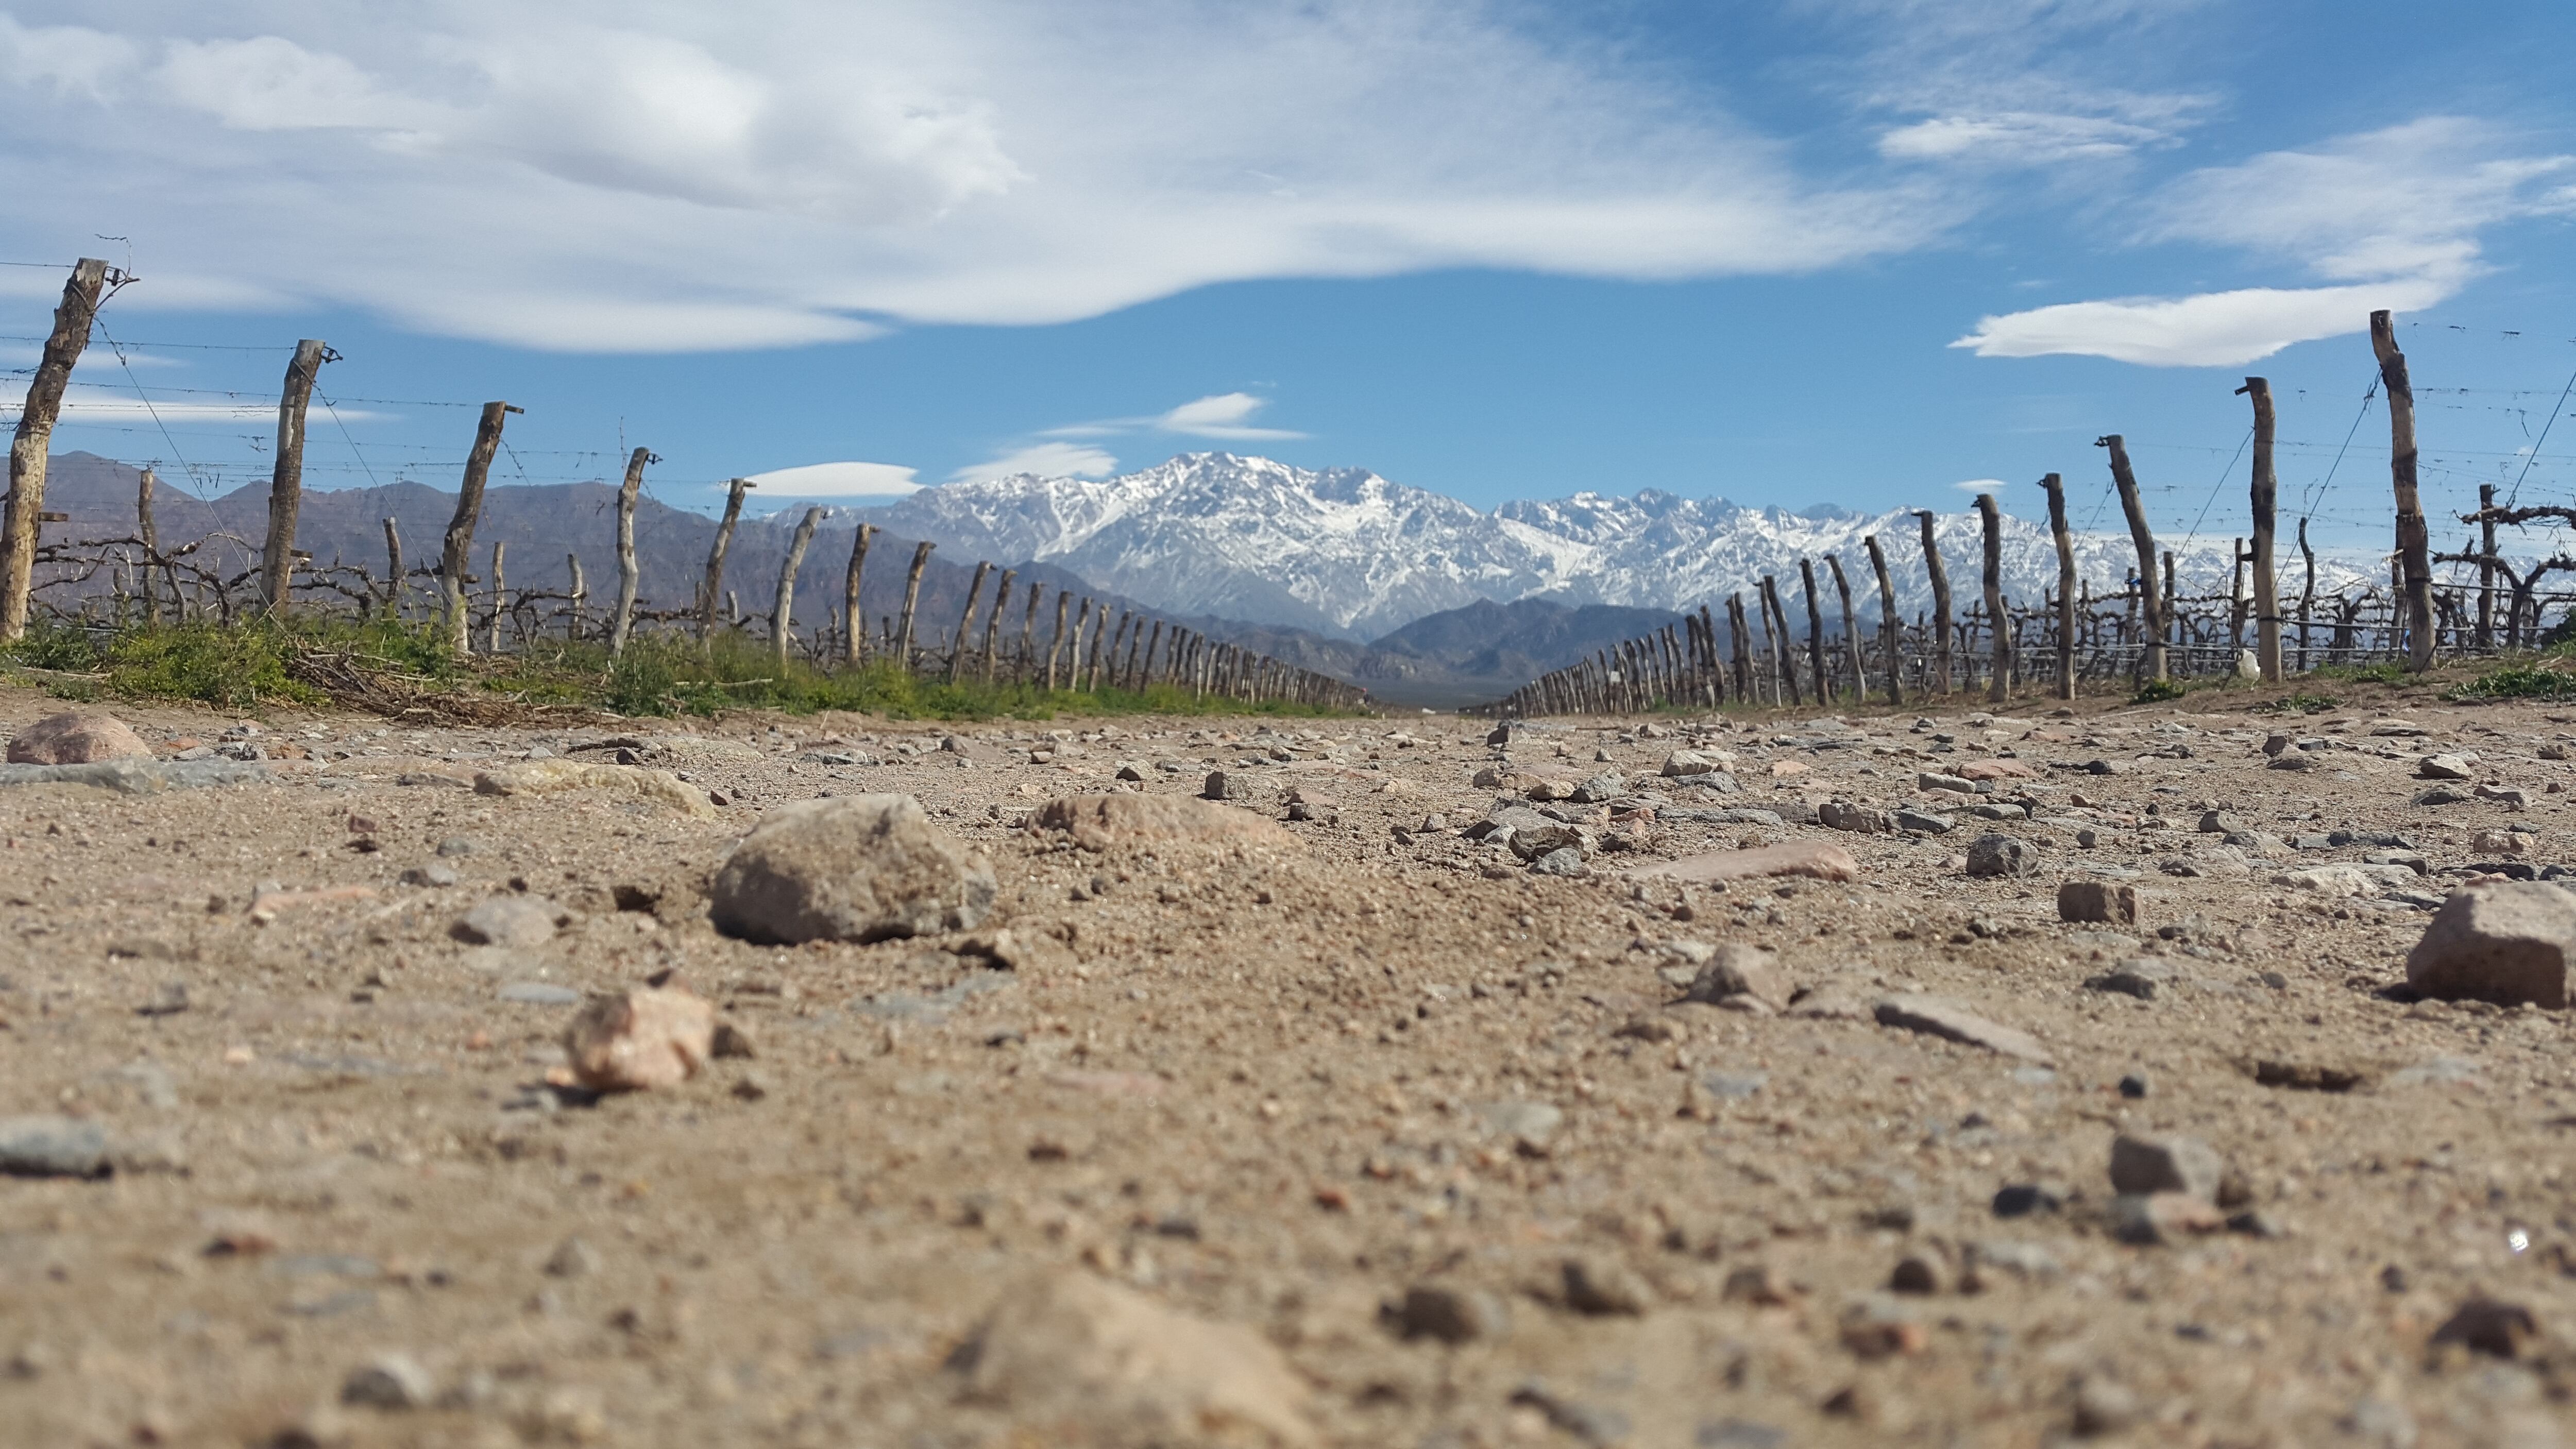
[7,711,151,765]
[1628,842,1859,885]
[562,986,715,1092]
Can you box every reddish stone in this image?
[7,711,151,765]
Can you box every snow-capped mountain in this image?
[862,453,2369,641]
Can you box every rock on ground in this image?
[1874,994,2053,1064]
[710,794,996,944]
[5,710,151,764]
[561,986,717,1092]
[949,1270,1314,1447]
[2405,881,2576,1009]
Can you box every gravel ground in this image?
[2,680,2573,1448]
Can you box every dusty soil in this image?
[3,677,2574,1448]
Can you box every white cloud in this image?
[949,441,1118,484]
[1955,118,2576,366]
[744,461,921,499]
[1154,392,1305,441]
[1951,478,2009,493]
[1879,112,2171,165]
[0,3,1937,351]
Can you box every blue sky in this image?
[2,1,2571,562]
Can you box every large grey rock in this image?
[1395,1285,1510,1344]
[2417,753,2474,781]
[1966,833,2041,878]
[6,711,150,764]
[0,1115,110,1177]
[0,758,268,793]
[2109,1134,2225,1201]
[2405,881,2576,1009]
[711,794,996,945]
[1567,771,1626,804]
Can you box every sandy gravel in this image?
[2,679,2573,1448]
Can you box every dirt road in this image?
[2,681,2571,1446]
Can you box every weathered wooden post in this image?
[1824,555,1862,704]
[608,447,651,658]
[1913,509,1954,694]
[772,505,822,673]
[1087,607,1117,690]
[1015,581,1043,680]
[947,561,993,682]
[485,541,508,653]
[382,518,405,619]
[0,259,110,641]
[1975,492,2007,704]
[1863,534,1901,705]
[1123,614,1150,687]
[698,478,753,641]
[2096,434,2165,683]
[1759,575,1802,706]
[137,466,161,626]
[979,568,1016,681]
[442,401,518,655]
[840,523,877,666]
[2476,483,2498,651]
[2237,376,2283,680]
[2037,472,2076,701]
[1797,559,1829,702]
[1726,593,1752,704]
[2370,310,2435,671]
[1046,590,1072,689]
[565,553,585,640]
[895,540,935,668]
[260,338,330,617]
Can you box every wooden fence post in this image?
[1759,575,1802,706]
[261,338,330,616]
[382,518,404,619]
[2230,539,2248,655]
[608,447,651,658]
[2097,434,2164,683]
[485,541,507,653]
[1798,558,1829,703]
[1863,534,1901,705]
[698,478,753,641]
[1046,590,1071,689]
[137,466,161,626]
[1975,492,2007,704]
[1016,581,1043,680]
[0,258,110,641]
[771,505,822,673]
[2038,472,2075,701]
[1913,509,1953,694]
[896,540,934,667]
[948,561,992,682]
[2370,310,2435,671]
[1726,593,1752,705]
[442,401,517,656]
[1824,555,1861,704]
[2476,484,2497,651]
[842,523,877,666]
[2239,376,2283,679]
[565,553,585,640]
[980,568,1016,681]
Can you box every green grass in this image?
[2251,691,2342,715]
[2131,678,2188,704]
[2,615,1360,721]
[2447,661,2576,703]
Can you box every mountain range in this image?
[860,452,2371,641]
